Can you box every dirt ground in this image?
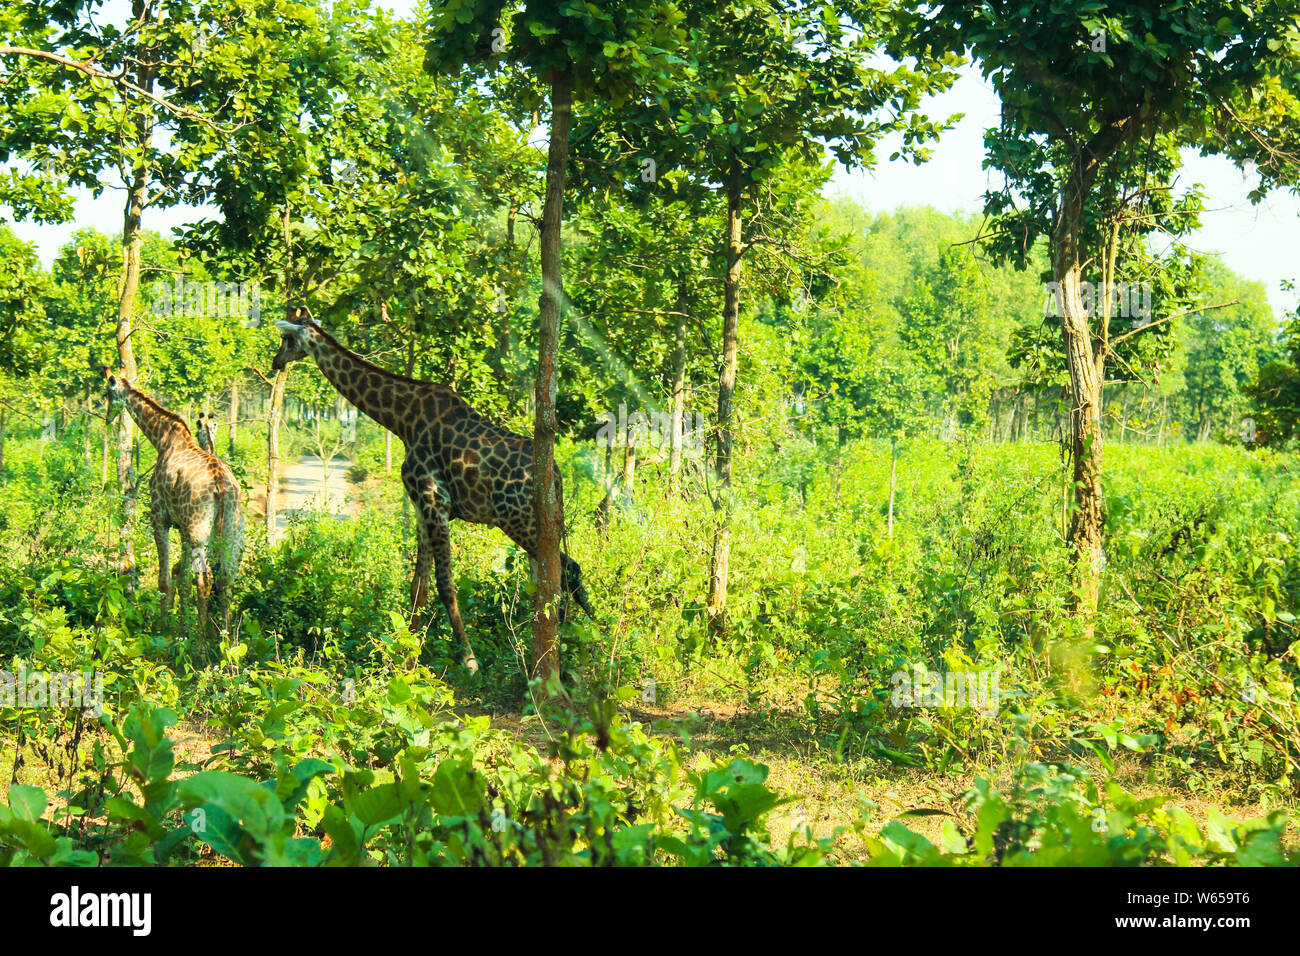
[3,690,1287,865]
[456,695,1290,861]
[247,454,361,525]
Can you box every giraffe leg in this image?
[410,510,434,617]
[211,499,243,636]
[402,467,433,617]
[176,541,192,649]
[152,512,173,614]
[193,544,213,655]
[212,544,235,636]
[422,505,478,674]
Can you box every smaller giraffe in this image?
[194,412,218,455]
[105,371,244,655]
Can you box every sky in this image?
[7,4,1298,320]
[830,66,1300,319]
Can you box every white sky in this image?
[8,3,1298,319]
[831,66,1300,318]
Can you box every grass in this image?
[0,422,1297,865]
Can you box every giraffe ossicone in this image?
[270,313,593,672]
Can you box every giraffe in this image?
[194,412,217,454]
[271,311,593,672]
[189,416,221,589]
[105,371,245,655]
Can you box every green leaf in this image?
[348,781,406,826]
[8,785,46,822]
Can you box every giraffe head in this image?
[195,412,217,453]
[104,368,133,411]
[272,307,316,372]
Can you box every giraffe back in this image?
[152,438,244,577]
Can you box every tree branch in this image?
[0,45,238,131]
[1108,299,1240,349]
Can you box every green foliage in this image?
[425,0,689,107]
[1250,305,1300,447]
[2,384,1300,866]
[0,675,829,866]
[869,760,1297,867]
[0,225,49,375]
[3,0,1299,871]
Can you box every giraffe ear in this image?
[274,320,301,333]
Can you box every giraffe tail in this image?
[562,554,595,619]
[555,469,595,619]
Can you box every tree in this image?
[0,224,48,375]
[563,169,722,506]
[592,0,955,631]
[0,224,49,476]
[425,0,690,691]
[179,0,386,532]
[1250,298,1300,447]
[1172,263,1279,442]
[900,246,1004,431]
[904,0,1300,638]
[0,0,313,565]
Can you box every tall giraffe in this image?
[271,311,592,672]
[105,371,244,653]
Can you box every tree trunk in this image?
[375,302,391,477]
[669,275,688,493]
[83,387,93,469]
[621,429,637,506]
[114,39,154,574]
[494,204,518,405]
[401,328,416,528]
[265,367,287,537]
[1053,186,1105,643]
[530,67,572,692]
[707,164,743,635]
[595,437,613,529]
[269,203,297,540]
[101,417,110,486]
[887,441,898,538]
[227,376,239,457]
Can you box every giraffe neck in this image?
[123,387,192,453]
[303,328,423,442]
